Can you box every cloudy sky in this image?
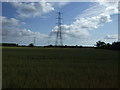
[1,0,119,46]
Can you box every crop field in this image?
[2,47,119,88]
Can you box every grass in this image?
[2,47,119,88]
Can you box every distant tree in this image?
[105,43,112,49]
[111,42,120,50]
[2,43,18,46]
[79,46,82,48]
[75,45,78,48]
[96,41,106,48]
[28,43,34,47]
[95,41,120,50]
[48,44,53,47]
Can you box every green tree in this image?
[28,43,34,47]
[96,41,106,48]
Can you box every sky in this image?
[1,0,119,46]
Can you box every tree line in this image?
[1,41,120,50]
[1,43,34,47]
[96,41,120,50]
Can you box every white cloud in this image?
[51,24,89,39]
[51,2,69,8]
[11,2,70,18]
[57,2,69,6]
[99,1,118,14]
[102,34,118,44]
[1,16,25,26]
[11,2,54,18]
[104,34,118,39]
[75,13,112,29]
[2,16,48,45]
[2,27,48,45]
[78,3,105,18]
[1,0,119,2]
[2,27,47,38]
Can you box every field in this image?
[2,47,119,88]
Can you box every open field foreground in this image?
[2,47,119,88]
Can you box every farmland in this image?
[2,47,119,88]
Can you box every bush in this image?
[28,43,34,47]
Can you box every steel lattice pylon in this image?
[55,12,63,46]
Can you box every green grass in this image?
[2,47,119,88]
